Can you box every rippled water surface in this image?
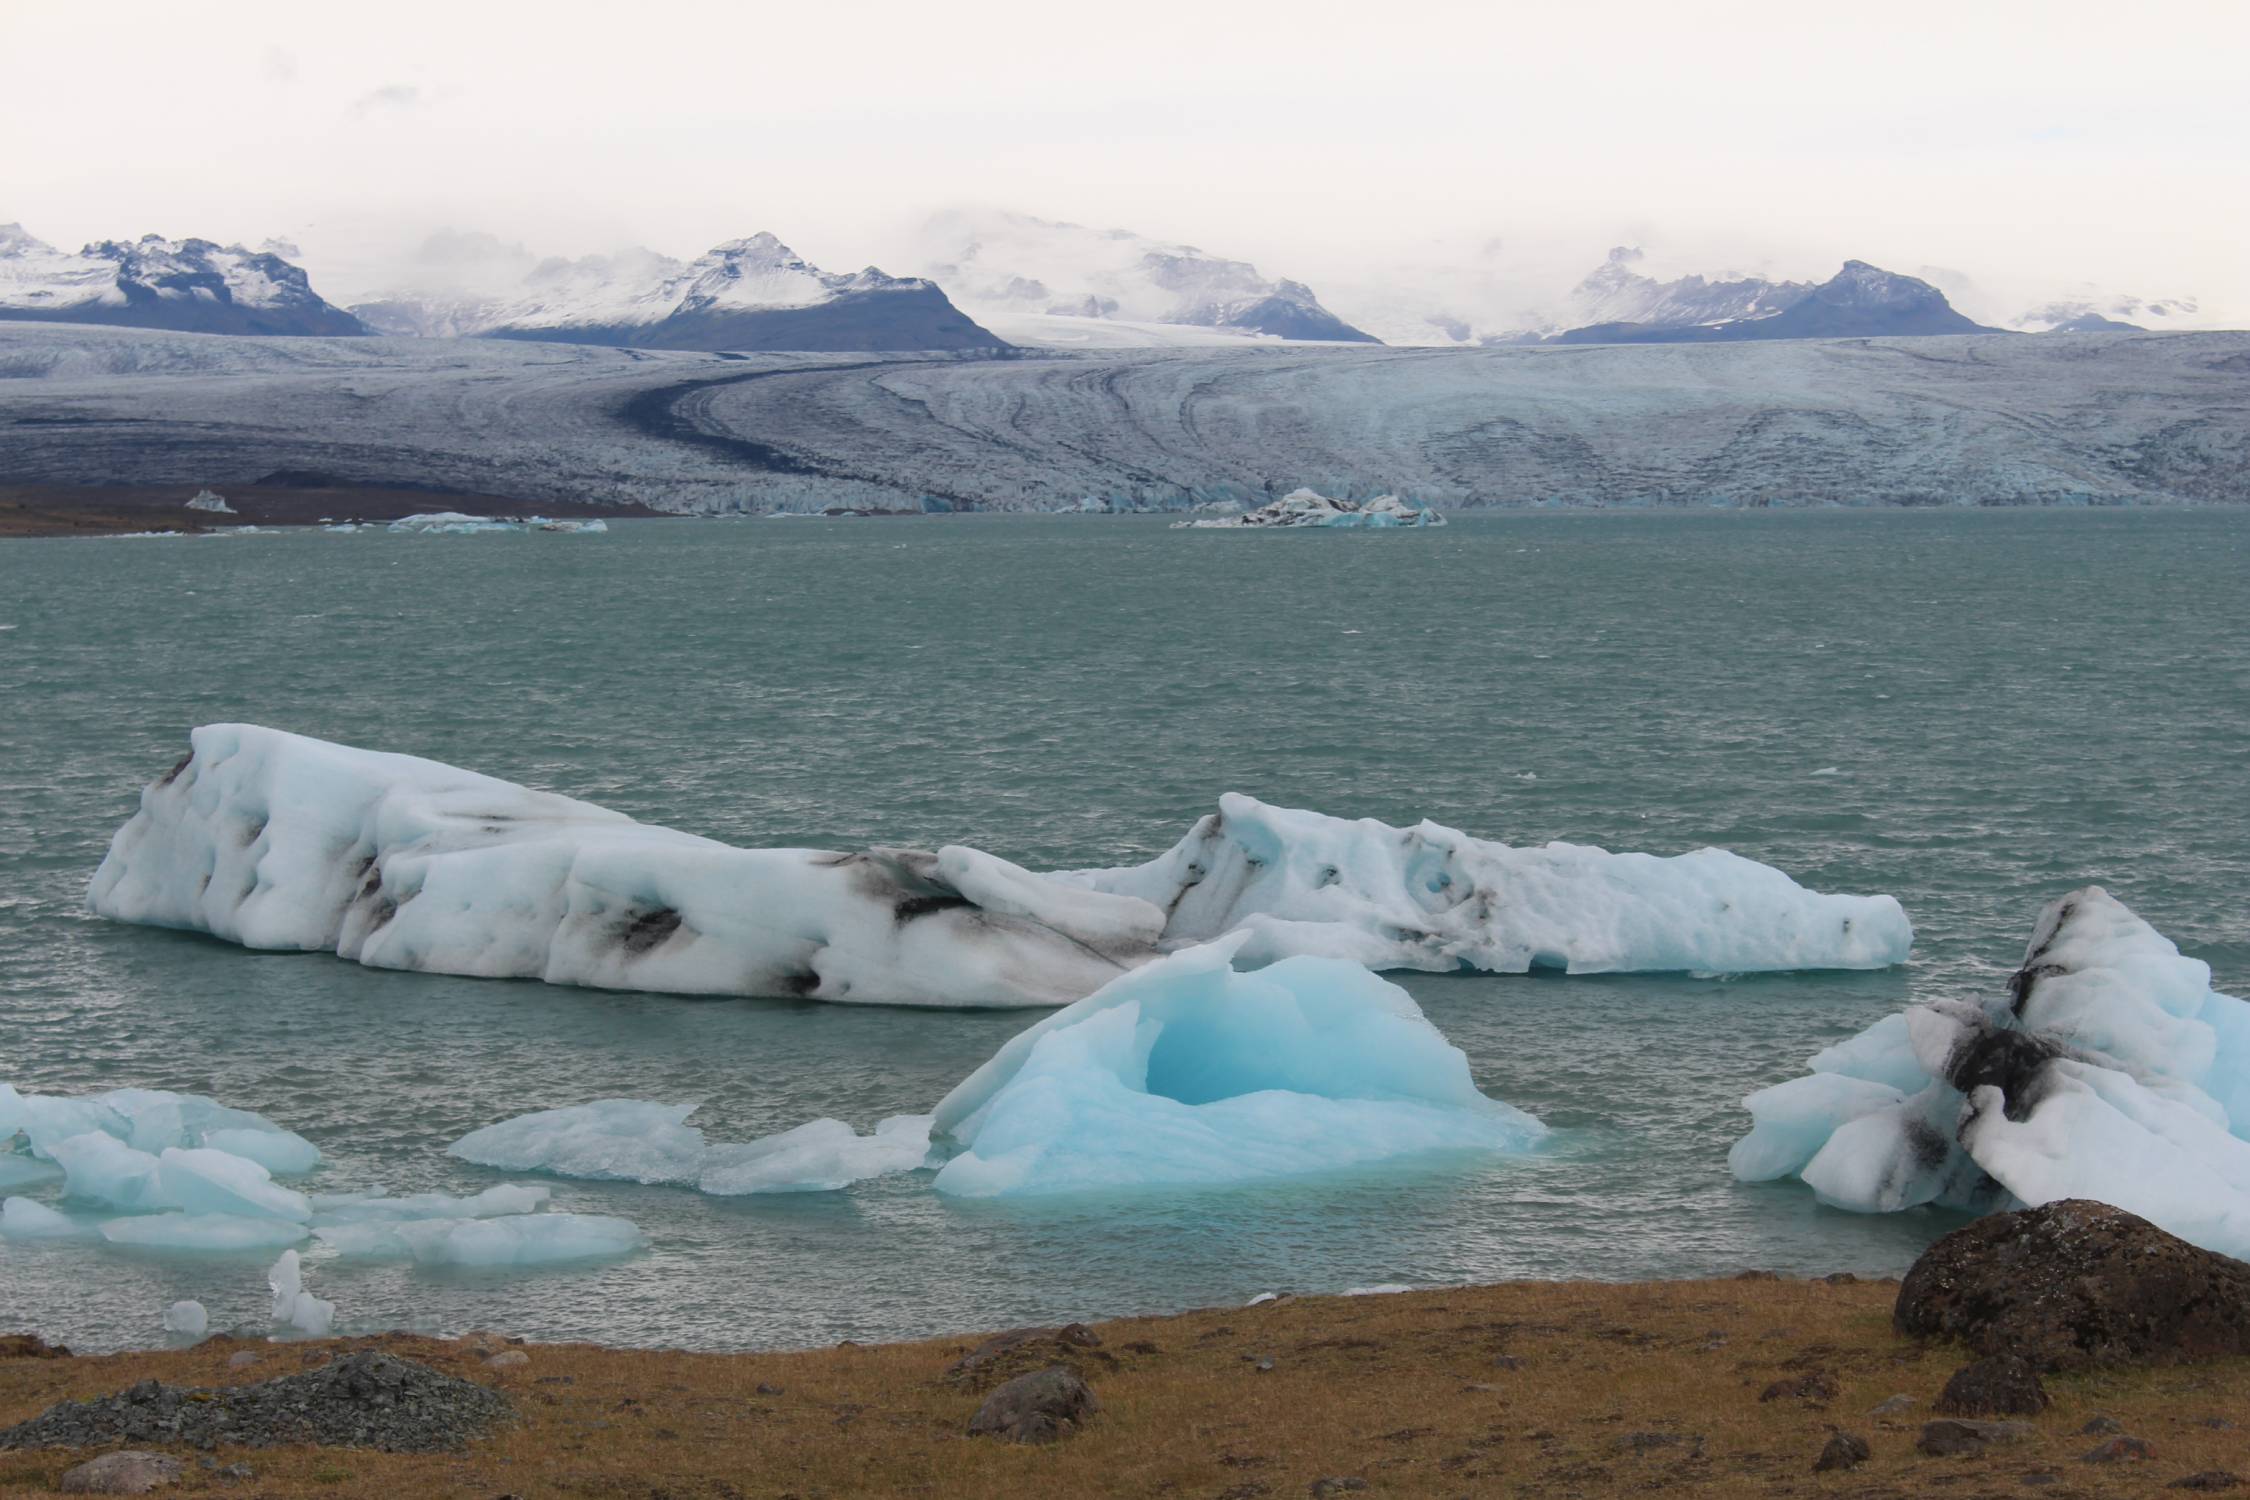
[3,511,2246,1352]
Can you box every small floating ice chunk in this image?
[268,1249,335,1335]
[449,1100,709,1185]
[314,1211,643,1266]
[156,1148,311,1222]
[928,935,1547,1198]
[184,489,235,515]
[101,1213,309,1253]
[308,1183,551,1222]
[0,1155,63,1193]
[163,1299,209,1336]
[697,1115,934,1195]
[1,1196,93,1240]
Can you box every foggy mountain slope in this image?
[1,324,2243,512]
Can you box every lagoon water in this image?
[3,510,2246,1352]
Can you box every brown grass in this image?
[4,1277,2246,1497]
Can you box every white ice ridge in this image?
[1064,793,1911,977]
[1731,886,2250,1259]
[1,1080,641,1267]
[453,937,1545,1200]
[90,727,1910,1009]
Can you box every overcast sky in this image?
[4,0,2244,323]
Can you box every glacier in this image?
[89,726,1909,1010]
[929,936,1547,1197]
[1730,886,2250,1258]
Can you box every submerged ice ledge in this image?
[89,725,1911,1010]
[1732,886,2250,1260]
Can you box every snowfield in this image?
[0,323,2244,511]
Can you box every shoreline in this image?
[0,483,672,539]
[5,1275,2244,1497]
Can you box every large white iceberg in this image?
[1066,793,1911,976]
[1172,489,1447,529]
[89,725,1158,1009]
[929,935,1546,1196]
[90,727,1908,1010]
[449,1099,933,1196]
[1731,886,2250,1258]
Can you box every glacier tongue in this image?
[90,726,1910,1010]
[1731,886,2250,1258]
[1065,792,1912,976]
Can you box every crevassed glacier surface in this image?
[1731,885,2250,1258]
[930,935,1547,1196]
[88,728,1909,1010]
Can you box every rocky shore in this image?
[3,1204,2246,1497]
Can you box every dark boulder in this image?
[1932,1354,2049,1416]
[1813,1431,1870,1472]
[966,1366,1100,1444]
[1895,1200,2250,1370]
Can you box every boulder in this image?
[2081,1436,2155,1463]
[1895,1200,2250,1370]
[1917,1418,2035,1457]
[966,1366,1100,1444]
[1813,1431,1870,1472]
[2169,1473,2245,1491]
[0,1333,70,1359]
[58,1452,183,1494]
[1932,1354,2049,1416]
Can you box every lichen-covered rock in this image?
[1895,1200,2250,1370]
[58,1452,183,1494]
[1812,1431,1870,1472]
[966,1366,1100,1444]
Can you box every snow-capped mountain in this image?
[2013,293,2199,334]
[910,210,1378,347]
[1550,260,1996,343]
[1545,246,1812,338]
[0,224,365,336]
[353,232,1006,353]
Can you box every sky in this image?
[3,0,2245,328]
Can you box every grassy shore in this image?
[4,1277,2245,1497]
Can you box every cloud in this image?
[260,47,298,84]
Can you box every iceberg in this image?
[49,1132,166,1211]
[385,511,607,535]
[155,1147,312,1223]
[0,1083,319,1172]
[1065,793,1911,976]
[1731,887,2250,1258]
[91,727,1909,1010]
[268,1249,335,1335]
[312,1211,644,1266]
[448,1099,933,1196]
[1172,488,1447,529]
[101,1213,309,1253]
[930,935,1546,1196]
[89,725,1157,1009]
[163,1299,209,1336]
[307,1183,551,1222]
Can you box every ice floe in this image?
[385,512,606,535]
[1172,488,1446,529]
[454,937,1545,1201]
[2,1080,639,1270]
[1731,886,2250,1258]
[449,1100,934,1196]
[929,935,1545,1196]
[90,726,1909,1010]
